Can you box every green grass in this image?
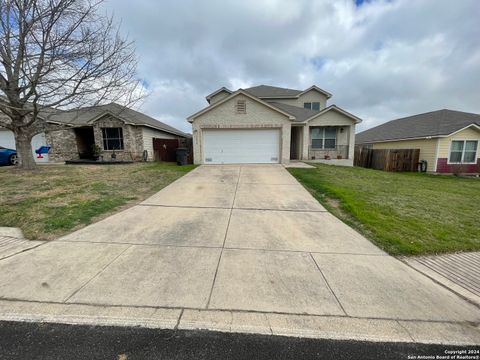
[0,162,195,240]
[288,164,480,256]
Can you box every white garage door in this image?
[0,130,49,162]
[203,129,280,164]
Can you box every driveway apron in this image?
[0,165,478,328]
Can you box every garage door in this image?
[0,130,49,162]
[203,129,280,164]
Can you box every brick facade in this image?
[192,94,292,164]
[436,158,480,174]
[45,114,178,162]
[45,129,79,162]
[93,115,144,161]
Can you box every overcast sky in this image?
[101,0,480,133]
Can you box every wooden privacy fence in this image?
[354,147,420,172]
[153,137,193,163]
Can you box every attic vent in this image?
[236,100,246,114]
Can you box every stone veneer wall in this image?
[45,129,79,162]
[92,115,144,161]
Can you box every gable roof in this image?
[243,84,332,99]
[308,105,362,123]
[299,85,332,99]
[49,103,188,137]
[188,90,295,122]
[356,109,480,144]
[205,87,232,103]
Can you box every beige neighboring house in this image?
[187,85,362,165]
[356,109,480,173]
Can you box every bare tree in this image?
[0,0,141,169]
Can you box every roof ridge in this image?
[361,108,480,133]
[245,84,302,91]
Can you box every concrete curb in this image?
[0,300,478,346]
[0,227,24,239]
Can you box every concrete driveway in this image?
[0,165,479,345]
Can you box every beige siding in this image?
[371,139,438,172]
[142,127,178,161]
[437,127,480,159]
[192,94,292,164]
[273,89,328,110]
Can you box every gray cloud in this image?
[101,0,480,133]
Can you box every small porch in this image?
[290,124,355,165]
[74,126,96,159]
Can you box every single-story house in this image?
[187,85,362,165]
[0,103,189,163]
[356,109,480,173]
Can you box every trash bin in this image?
[417,160,428,172]
[176,147,189,165]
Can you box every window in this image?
[304,102,320,110]
[311,128,323,148]
[236,100,246,114]
[102,128,124,150]
[324,127,336,148]
[311,127,336,149]
[449,140,478,163]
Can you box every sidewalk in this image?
[402,252,480,307]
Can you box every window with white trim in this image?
[311,127,336,149]
[304,102,320,110]
[449,140,478,163]
[102,128,124,150]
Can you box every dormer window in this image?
[304,102,320,111]
[236,100,246,114]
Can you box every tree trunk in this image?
[13,129,36,170]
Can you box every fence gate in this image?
[153,138,180,162]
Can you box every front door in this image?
[290,127,302,160]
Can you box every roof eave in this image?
[300,85,333,99]
[356,136,442,144]
[140,123,187,137]
[205,87,232,103]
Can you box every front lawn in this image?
[288,164,480,256]
[0,162,195,240]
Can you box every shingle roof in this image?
[356,109,480,144]
[243,84,332,99]
[268,102,321,122]
[244,85,302,98]
[48,103,189,137]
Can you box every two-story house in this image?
[187,85,362,165]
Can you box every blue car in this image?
[0,146,18,166]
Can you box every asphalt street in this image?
[0,321,476,360]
